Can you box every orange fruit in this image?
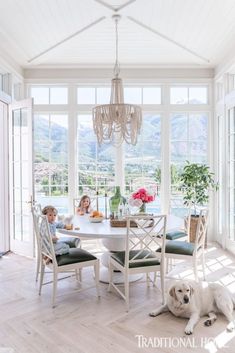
[92,210,100,217]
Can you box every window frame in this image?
[28,81,212,217]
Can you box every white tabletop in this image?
[58,214,183,239]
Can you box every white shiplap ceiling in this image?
[1,0,235,69]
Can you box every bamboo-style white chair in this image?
[38,214,100,307]
[159,209,209,281]
[108,214,167,311]
[166,207,191,241]
[32,204,80,282]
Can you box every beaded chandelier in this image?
[92,14,142,146]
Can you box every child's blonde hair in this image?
[42,205,58,215]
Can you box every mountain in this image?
[34,113,207,164]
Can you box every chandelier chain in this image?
[114,17,120,77]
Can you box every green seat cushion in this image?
[56,248,96,266]
[58,237,80,248]
[166,231,187,240]
[111,250,160,268]
[157,241,195,255]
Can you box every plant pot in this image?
[189,215,207,247]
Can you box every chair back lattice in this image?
[32,204,42,246]
[194,209,209,251]
[125,214,167,267]
[38,214,57,264]
[184,207,192,238]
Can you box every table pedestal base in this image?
[99,267,143,284]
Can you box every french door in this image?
[0,99,9,252]
[226,106,235,253]
[9,99,34,257]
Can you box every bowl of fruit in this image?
[89,211,104,223]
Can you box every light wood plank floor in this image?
[1,243,235,353]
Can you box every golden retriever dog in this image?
[149,280,235,335]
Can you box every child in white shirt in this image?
[42,205,70,255]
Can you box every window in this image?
[97,87,111,104]
[228,108,235,241]
[0,73,3,91]
[170,113,208,216]
[77,86,161,105]
[171,87,188,104]
[124,114,161,213]
[189,87,207,104]
[31,82,210,216]
[31,86,68,104]
[77,114,115,197]
[77,87,95,104]
[143,87,161,104]
[50,87,68,104]
[170,86,208,104]
[34,114,68,212]
[124,87,142,104]
[218,115,223,236]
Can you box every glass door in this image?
[9,99,34,256]
[0,99,9,253]
[227,107,235,253]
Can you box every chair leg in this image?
[160,266,165,304]
[36,252,41,282]
[74,269,82,282]
[94,261,100,298]
[146,273,150,287]
[52,270,58,308]
[153,272,156,285]
[124,270,129,312]
[79,268,82,282]
[39,260,45,295]
[153,272,156,287]
[108,261,114,292]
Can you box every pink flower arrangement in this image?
[129,188,155,208]
[132,188,155,203]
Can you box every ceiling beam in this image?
[128,16,210,64]
[28,16,106,63]
[94,0,137,12]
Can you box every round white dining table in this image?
[58,214,183,283]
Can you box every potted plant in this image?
[179,161,218,242]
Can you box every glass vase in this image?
[139,203,146,214]
[109,186,126,219]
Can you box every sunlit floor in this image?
[0,243,235,353]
